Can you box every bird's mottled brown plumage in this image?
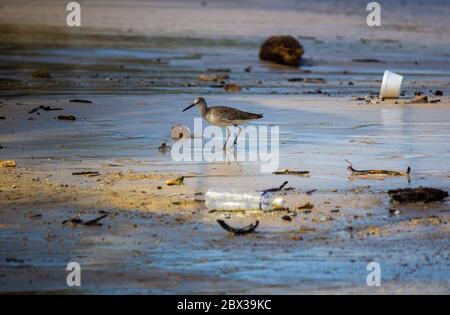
[205,106,263,126]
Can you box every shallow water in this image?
[1,94,450,194]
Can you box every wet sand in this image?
[1,95,449,294]
[1,0,450,294]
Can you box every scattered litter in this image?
[359,226,381,236]
[350,138,379,145]
[379,70,403,99]
[0,116,5,120]
[288,78,304,82]
[273,169,310,176]
[362,94,382,104]
[207,68,231,73]
[72,171,100,177]
[264,181,289,193]
[62,214,108,226]
[57,115,76,121]
[216,219,259,235]
[25,211,42,219]
[304,78,326,84]
[433,90,443,96]
[39,105,62,111]
[298,202,314,210]
[171,124,191,139]
[224,83,241,92]
[281,215,292,221]
[388,187,448,204]
[205,181,288,211]
[158,142,170,153]
[28,107,39,114]
[32,69,50,78]
[408,95,428,104]
[389,209,401,215]
[244,66,252,72]
[306,189,317,195]
[351,123,381,130]
[197,73,229,81]
[407,216,443,227]
[70,99,92,103]
[346,160,410,177]
[430,99,441,104]
[165,176,184,186]
[297,226,316,234]
[312,213,333,223]
[352,58,381,63]
[305,89,324,95]
[0,160,17,167]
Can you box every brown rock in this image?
[409,95,428,104]
[388,187,448,204]
[224,83,241,92]
[0,160,16,167]
[197,73,229,81]
[259,35,304,67]
[32,69,51,78]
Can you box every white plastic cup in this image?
[380,70,403,99]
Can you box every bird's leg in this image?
[223,126,231,150]
[233,125,243,146]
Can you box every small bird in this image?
[183,97,263,150]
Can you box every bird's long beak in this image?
[183,103,195,112]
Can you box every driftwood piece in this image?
[388,187,448,204]
[62,216,83,225]
[72,171,100,177]
[70,99,92,103]
[62,214,108,226]
[259,181,289,200]
[83,214,108,226]
[216,220,259,235]
[57,115,76,121]
[346,160,410,176]
[39,105,63,111]
[273,169,310,176]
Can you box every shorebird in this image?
[183,97,263,150]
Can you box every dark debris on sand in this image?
[388,187,448,204]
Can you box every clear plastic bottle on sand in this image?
[205,189,286,211]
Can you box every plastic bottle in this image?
[205,189,286,211]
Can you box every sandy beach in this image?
[0,0,449,294]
